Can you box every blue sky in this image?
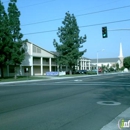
[2,0,130,59]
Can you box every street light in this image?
[97,49,105,75]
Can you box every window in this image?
[33,46,36,53]
[24,68,29,73]
[37,47,41,53]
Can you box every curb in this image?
[0,72,129,85]
[100,107,130,130]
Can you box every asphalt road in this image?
[0,73,130,130]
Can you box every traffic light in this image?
[102,26,108,38]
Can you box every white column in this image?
[49,58,52,72]
[19,65,23,76]
[85,60,87,70]
[82,60,84,70]
[80,60,82,70]
[57,65,59,72]
[41,57,43,75]
[30,43,34,76]
[77,60,79,70]
[89,60,90,70]
[31,66,33,76]
[31,56,33,76]
[97,52,98,75]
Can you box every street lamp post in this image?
[97,49,105,75]
[97,52,98,75]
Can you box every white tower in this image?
[118,43,124,68]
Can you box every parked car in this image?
[76,70,87,74]
[91,69,102,73]
[98,68,102,73]
[66,70,77,74]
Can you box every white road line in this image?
[2,81,130,86]
[12,84,130,86]
[55,81,130,85]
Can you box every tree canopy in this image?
[0,0,27,78]
[123,56,130,69]
[0,0,12,77]
[53,12,87,74]
[8,0,26,64]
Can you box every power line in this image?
[24,29,57,35]
[2,0,9,3]
[2,0,56,5]
[76,5,130,17]
[22,18,63,26]
[23,18,130,35]
[19,0,56,8]
[21,5,130,27]
[77,0,121,12]
[79,19,130,28]
[108,29,130,31]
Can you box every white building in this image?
[77,57,91,70]
[0,42,123,77]
[1,42,57,77]
[22,42,59,76]
[1,42,91,77]
[90,43,124,69]
[90,58,120,70]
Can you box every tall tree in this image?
[123,56,130,69]
[8,0,27,79]
[116,63,119,71]
[53,12,87,74]
[0,0,11,78]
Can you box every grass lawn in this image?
[0,73,98,82]
[0,76,49,82]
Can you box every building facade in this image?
[0,42,57,77]
[0,42,123,77]
[77,57,91,70]
[0,42,91,77]
[21,42,58,76]
[90,58,120,70]
[90,43,124,70]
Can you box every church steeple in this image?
[118,43,124,68]
[119,43,123,58]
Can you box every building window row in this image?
[33,45,41,53]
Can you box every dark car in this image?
[66,70,77,74]
[76,70,87,74]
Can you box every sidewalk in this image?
[0,75,89,85]
[0,71,129,85]
[100,107,130,130]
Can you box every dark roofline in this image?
[90,57,119,63]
